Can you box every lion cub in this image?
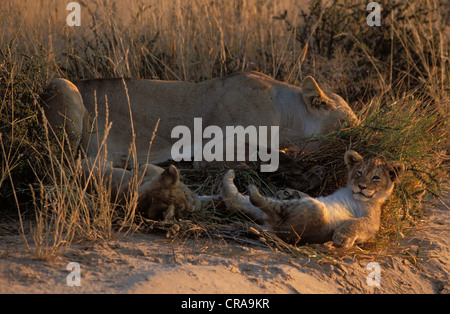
[82,160,200,220]
[221,150,405,248]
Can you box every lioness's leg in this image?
[80,157,133,200]
[220,170,267,223]
[41,78,90,151]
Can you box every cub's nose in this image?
[358,184,367,190]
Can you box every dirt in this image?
[0,196,448,294]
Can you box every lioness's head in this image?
[302,77,359,129]
[344,150,405,202]
[137,165,193,220]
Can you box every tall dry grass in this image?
[0,0,448,259]
[1,0,310,80]
[1,87,144,260]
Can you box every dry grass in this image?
[1,101,144,260]
[0,0,448,260]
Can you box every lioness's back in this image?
[44,72,357,165]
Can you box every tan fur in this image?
[41,72,357,222]
[41,72,358,166]
[221,151,405,248]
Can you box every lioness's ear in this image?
[388,161,405,183]
[344,150,363,170]
[302,76,336,111]
[160,165,180,188]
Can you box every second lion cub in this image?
[221,150,405,248]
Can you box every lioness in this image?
[221,150,405,248]
[41,71,358,167]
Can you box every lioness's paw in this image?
[112,152,134,168]
[332,231,356,249]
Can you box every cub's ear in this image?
[302,76,336,112]
[160,165,180,189]
[387,161,405,183]
[344,150,363,170]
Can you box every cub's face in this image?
[344,150,405,202]
[137,165,193,220]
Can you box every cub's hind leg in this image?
[220,170,266,223]
[248,185,330,243]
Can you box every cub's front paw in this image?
[332,231,356,249]
[275,188,308,200]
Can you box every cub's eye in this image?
[372,175,381,181]
[356,170,362,177]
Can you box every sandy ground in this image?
[0,197,448,294]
